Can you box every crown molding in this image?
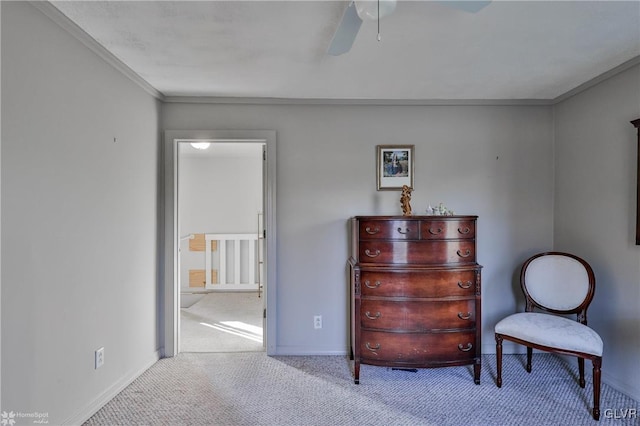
[31,1,165,101]
[163,96,554,106]
[552,55,640,104]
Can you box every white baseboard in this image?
[602,371,640,402]
[482,341,528,354]
[274,346,348,356]
[276,343,522,357]
[62,350,162,425]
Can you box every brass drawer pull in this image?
[397,227,411,234]
[458,280,473,289]
[458,343,473,352]
[457,249,472,258]
[458,227,471,235]
[364,280,381,289]
[365,342,381,351]
[364,249,381,258]
[428,227,443,235]
[365,226,380,235]
[365,311,381,320]
[458,312,472,320]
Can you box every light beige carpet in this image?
[84,353,639,426]
[180,292,264,352]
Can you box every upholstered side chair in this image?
[494,252,603,420]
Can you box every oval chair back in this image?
[521,252,595,322]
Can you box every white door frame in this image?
[162,130,277,356]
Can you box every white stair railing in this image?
[204,233,259,290]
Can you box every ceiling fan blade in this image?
[440,1,492,13]
[327,2,363,56]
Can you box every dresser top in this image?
[353,215,477,220]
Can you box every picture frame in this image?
[631,118,640,245]
[376,145,414,190]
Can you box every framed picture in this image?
[632,118,640,245]
[376,145,414,190]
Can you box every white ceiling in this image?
[49,1,640,101]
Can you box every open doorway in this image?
[162,130,277,358]
[178,141,265,352]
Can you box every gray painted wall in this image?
[1,3,161,424]
[162,103,555,355]
[554,64,640,399]
[2,2,638,424]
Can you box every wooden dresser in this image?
[348,215,482,384]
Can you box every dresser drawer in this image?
[360,270,477,297]
[421,219,475,240]
[360,330,477,363]
[359,220,419,240]
[360,299,476,331]
[359,241,476,264]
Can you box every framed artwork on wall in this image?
[631,118,640,245]
[376,145,414,190]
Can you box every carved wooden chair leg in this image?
[526,347,533,373]
[592,357,602,420]
[495,334,503,388]
[578,357,586,388]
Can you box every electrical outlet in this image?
[95,347,105,369]
[314,315,322,329]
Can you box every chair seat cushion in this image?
[495,312,603,356]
